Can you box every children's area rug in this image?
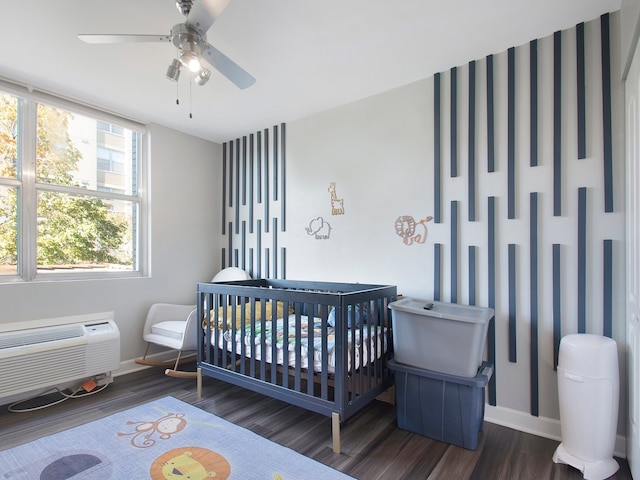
[0,396,353,479]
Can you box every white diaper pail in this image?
[552,334,619,480]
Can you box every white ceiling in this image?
[0,0,622,143]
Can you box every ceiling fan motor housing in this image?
[171,23,206,72]
[175,0,194,17]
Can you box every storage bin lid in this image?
[389,298,494,324]
[388,359,493,386]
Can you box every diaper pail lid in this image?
[558,334,618,378]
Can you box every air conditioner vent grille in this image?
[0,326,85,351]
[0,316,119,403]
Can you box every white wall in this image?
[0,123,221,364]
[277,14,627,449]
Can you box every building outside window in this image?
[0,82,147,281]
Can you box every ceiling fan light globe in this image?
[188,57,202,73]
[194,68,211,86]
[166,59,182,81]
[179,50,201,73]
[179,37,202,73]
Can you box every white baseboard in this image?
[484,404,627,459]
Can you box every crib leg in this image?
[197,367,202,398]
[332,412,341,454]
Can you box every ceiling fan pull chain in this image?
[189,74,193,119]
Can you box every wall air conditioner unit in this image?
[0,312,120,405]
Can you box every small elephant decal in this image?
[306,216,332,239]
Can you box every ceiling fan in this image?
[78,0,255,89]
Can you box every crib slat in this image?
[320,303,329,400]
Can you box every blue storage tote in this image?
[389,359,493,450]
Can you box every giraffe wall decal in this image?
[328,182,344,215]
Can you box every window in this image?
[0,81,147,281]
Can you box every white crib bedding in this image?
[211,314,387,374]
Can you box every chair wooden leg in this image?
[164,349,198,378]
[173,350,183,371]
[135,343,177,367]
[136,346,196,369]
[164,369,198,378]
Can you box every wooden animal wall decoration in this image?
[328,182,344,215]
[395,215,433,245]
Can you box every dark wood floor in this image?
[0,366,633,480]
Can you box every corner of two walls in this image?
[219,13,626,445]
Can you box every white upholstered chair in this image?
[135,267,252,377]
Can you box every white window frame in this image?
[0,78,149,282]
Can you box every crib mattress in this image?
[211,314,387,374]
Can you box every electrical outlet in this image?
[94,373,113,387]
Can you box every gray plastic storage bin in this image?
[389,298,493,377]
[389,359,493,450]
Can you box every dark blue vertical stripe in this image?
[530,193,539,416]
[601,13,614,212]
[235,138,240,234]
[468,60,476,222]
[434,243,441,301]
[229,141,234,207]
[228,221,233,268]
[241,220,246,270]
[281,123,286,231]
[434,73,442,223]
[221,248,226,269]
[257,131,262,203]
[264,128,270,233]
[234,249,238,267]
[488,196,497,405]
[265,248,270,279]
[273,125,279,201]
[554,31,562,216]
[222,143,227,235]
[272,218,278,279]
[509,243,517,363]
[451,67,458,178]
[249,133,254,233]
[578,187,587,333]
[469,246,476,306]
[487,54,495,173]
[553,244,562,369]
[257,219,262,279]
[242,136,247,205]
[249,248,254,279]
[603,240,613,338]
[577,23,586,159]
[451,201,458,303]
[281,247,286,280]
[508,47,516,220]
[530,40,538,167]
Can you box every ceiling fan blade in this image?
[202,43,255,89]
[186,0,231,35]
[78,34,171,44]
